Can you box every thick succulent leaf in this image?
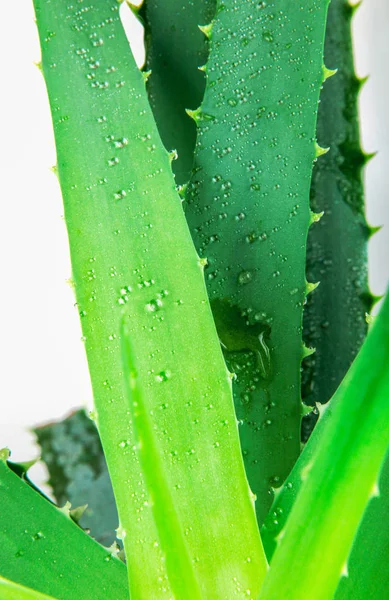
[333,452,389,599]
[0,576,58,600]
[302,0,374,441]
[258,292,389,600]
[138,0,216,185]
[185,0,330,522]
[0,457,128,600]
[34,410,117,546]
[33,1,267,598]
[121,321,202,599]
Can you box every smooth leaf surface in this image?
[0,576,58,600]
[333,451,389,599]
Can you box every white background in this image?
[0,1,387,490]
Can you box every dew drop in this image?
[238,270,253,285]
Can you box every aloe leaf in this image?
[138,0,216,185]
[302,0,374,441]
[34,410,117,546]
[120,321,201,599]
[335,437,389,598]
[258,292,389,600]
[0,577,58,600]
[184,0,330,522]
[332,451,389,599]
[33,0,267,597]
[0,455,128,600]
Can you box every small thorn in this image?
[322,65,337,81]
[370,481,380,499]
[34,61,42,72]
[351,0,362,15]
[185,107,202,123]
[168,149,178,164]
[198,64,207,73]
[228,370,237,381]
[50,164,58,176]
[66,278,75,290]
[368,224,383,238]
[142,70,151,84]
[176,183,187,200]
[0,448,10,462]
[198,257,208,268]
[363,151,377,164]
[310,210,324,225]
[116,525,127,541]
[358,74,369,89]
[371,293,385,306]
[275,527,286,543]
[306,280,320,295]
[89,409,98,423]
[301,403,315,417]
[316,401,330,418]
[70,504,88,524]
[302,344,315,359]
[198,23,213,39]
[9,458,38,475]
[104,541,121,558]
[126,1,141,17]
[315,142,330,158]
[270,486,282,501]
[58,501,72,518]
[341,563,349,578]
[365,312,375,326]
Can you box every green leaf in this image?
[258,291,389,600]
[184,0,331,522]
[34,410,117,546]
[0,458,128,600]
[33,0,267,597]
[0,576,58,600]
[302,0,374,441]
[333,451,389,599]
[120,320,202,599]
[139,0,216,185]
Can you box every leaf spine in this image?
[322,65,337,81]
[309,210,324,225]
[185,107,202,123]
[0,448,10,462]
[314,142,330,158]
[168,149,178,164]
[367,224,382,238]
[58,501,72,518]
[302,344,315,359]
[125,1,141,17]
[370,480,380,499]
[198,23,213,40]
[306,280,320,295]
[70,504,88,523]
[363,151,377,164]
[301,402,315,417]
[142,69,152,84]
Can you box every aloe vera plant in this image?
[1,0,389,599]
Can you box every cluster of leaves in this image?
[1,1,388,599]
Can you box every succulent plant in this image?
[1,1,387,599]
